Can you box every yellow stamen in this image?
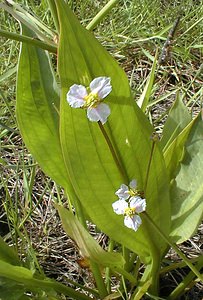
[124,207,136,217]
[128,189,136,197]
[84,92,100,108]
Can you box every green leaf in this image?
[56,0,170,262]
[137,50,158,112]
[0,277,26,300]
[164,119,195,181]
[160,92,192,151]
[0,66,17,83]
[0,260,91,300]
[0,260,33,282]
[16,25,68,188]
[16,25,85,218]
[170,114,203,243]
[0,237,20,266]
[56,204,125,269]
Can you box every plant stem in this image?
[46,0,60,33]
[167,255,203,300]
[144,136,156,192]
[90,261,108,298]
[0,29,57,53]
[143,212,203,281]
[86,0,119,31]
[160,257,199,275]
[122,245,131,271]
[98,122,128,183]
[114,267,137,284]
[105,239,114,293]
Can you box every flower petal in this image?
[130,197,146,213]
[90,77,112,99]
[67,84,87,108]
[115,184,129,200]
[124,215,142,231]
[129,179,137,189]
[87,103,110,124]
[112,200,128,215]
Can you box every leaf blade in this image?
[170,114,203,243]
[56,204,125,269]
[56,0,170,261]
[16,25,68,188]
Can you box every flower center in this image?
[124,207,136,217]
[84,92,100,108]
[128,189,136,197]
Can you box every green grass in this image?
[0,0,203,299]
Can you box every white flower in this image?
[115,184,129,200]
[112,196,146,232]
[115,179,137,200]
[112,196,146,216]
[129,196,146,213]
[124,215,142,231]
[112,180,146,232]
[66,77,112,124]
[112,199,128,215]
[87,103,110,124]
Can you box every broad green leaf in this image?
[170,114,203,243]
[16,25,68,188]
[164,118,195,181]
[16,25,85,217]
[0,260,90,300]
[56,0,170,262]
[0,277,26,300]
[0,237,20,266]
[160,92,192,151]
[56,204,124,269]
[0,260,33,281]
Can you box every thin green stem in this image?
[143,212,203,281]
[98,122,128,183]
[0,91,16,123]
[160,257,199,275]
[105,239,114,293]
[122,246,131,272]
[0,2,53,43]
[121,245,131,293]
[2,0,55,37]
[144,137,156,192]
[24,278,92,300]
[114,267,137,285]
[18,179,52,230]
[0,29,57,53]
[130,263,158,300]
[46,0,60,33]
[167,255,203,300]
[86,0,119,31]
[128,253,139,273]
[61,277,99,297]
[131,257,141,280]
[90,261,108,298]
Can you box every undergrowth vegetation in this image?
[0,1,202,299]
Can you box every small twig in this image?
[159,17,181,65]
